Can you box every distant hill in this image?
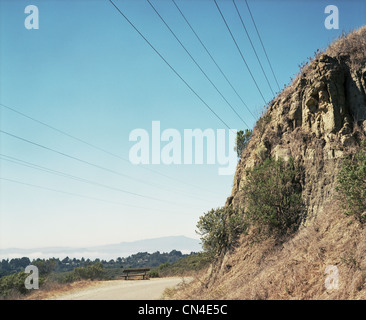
[0,236,202,260]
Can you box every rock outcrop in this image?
[228,27,366,223]
[170,27,366,301]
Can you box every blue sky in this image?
[0,0,365,252]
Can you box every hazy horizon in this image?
[0,235,202,260]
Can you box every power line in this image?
[0,129,195,205]
[213,0,267,105]
[0,153,211,204]
[171,0,256,121]
[108,0,231,130]
[232,0,275,96]
[0,103,220,196]
[244,0,281,92]
[0,176,172,213]
[147,0,250,129]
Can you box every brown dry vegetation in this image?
[167,26,366,300]
[325,26,366,69]
[20,280,101,300]
[168,202,366,300]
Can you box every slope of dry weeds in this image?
[170,201,366,300]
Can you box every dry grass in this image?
[325,26,366,69]
[20,280,102,300]
[162,268,213,300]
[170,200,366,300]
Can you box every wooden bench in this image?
[122,268,150,280]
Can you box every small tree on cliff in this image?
[235,129,253,158]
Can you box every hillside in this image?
[170,26,366,300]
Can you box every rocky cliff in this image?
[172,26,366,300]
[228,26,366,223]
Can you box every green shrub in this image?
[244,157,304,237]
[62,262,105,283]
[0,272,28,298]
[147,269,159,278]
[336,142,366,224]
[158,262,171,271]
[196,207,247,257]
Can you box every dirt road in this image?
[49,277,191,300]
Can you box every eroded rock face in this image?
[228,52,366,221]
[302,55,346,136]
